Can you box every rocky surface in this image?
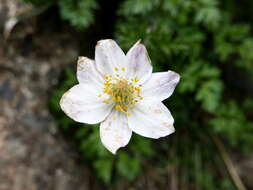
[0,6,97,189]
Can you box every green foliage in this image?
[169,131,237,190]
[47,0,253,188]
[24,0,55,6]
[179,60,223,112]
[58,0,98,29]
[116,152,141,180]
[209,101,253,148]
[119,0,160,15]
[24,0,98,29]
[115,0,253,188]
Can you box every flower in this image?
[60,39,180,154]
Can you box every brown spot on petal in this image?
[115,135,122,143]
[154,109,162,114]
[96,40,103,46]
[77,57,92,71]
[134,66,138,72]
[163,122,173,128]
[96,39,115,47]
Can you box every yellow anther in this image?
[102,75,144,114]
[104,75,112,81]
[134,78,139,83]
[122,67,126,72]
[131,77,139,83]
[115,105,123,111]
[126,112,132,117]
[114,67,119,71]
[117,96,121,101]
[103,100,110,104]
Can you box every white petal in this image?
[60,84,113,124]
[141,71,180,101]
[77,57,104,88]
[126,40,153,84]
[128,101,175,139]
[100,110,132,154]
[95,39,127,77]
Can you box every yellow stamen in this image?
[126,112,132,117]
[103,100,110,104]
[102,75,143,114]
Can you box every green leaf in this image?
[94,158,114,184]
[58,0,98,29]
[196,79,223,112]
[119,0,159,16]
[116,152,141,181]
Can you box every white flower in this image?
[60,39,180,154]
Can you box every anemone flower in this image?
[60,39,180,154]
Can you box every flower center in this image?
[102,75,143,115]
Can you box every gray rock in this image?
[0,6,99,189]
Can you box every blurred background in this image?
[0,0,253,189]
